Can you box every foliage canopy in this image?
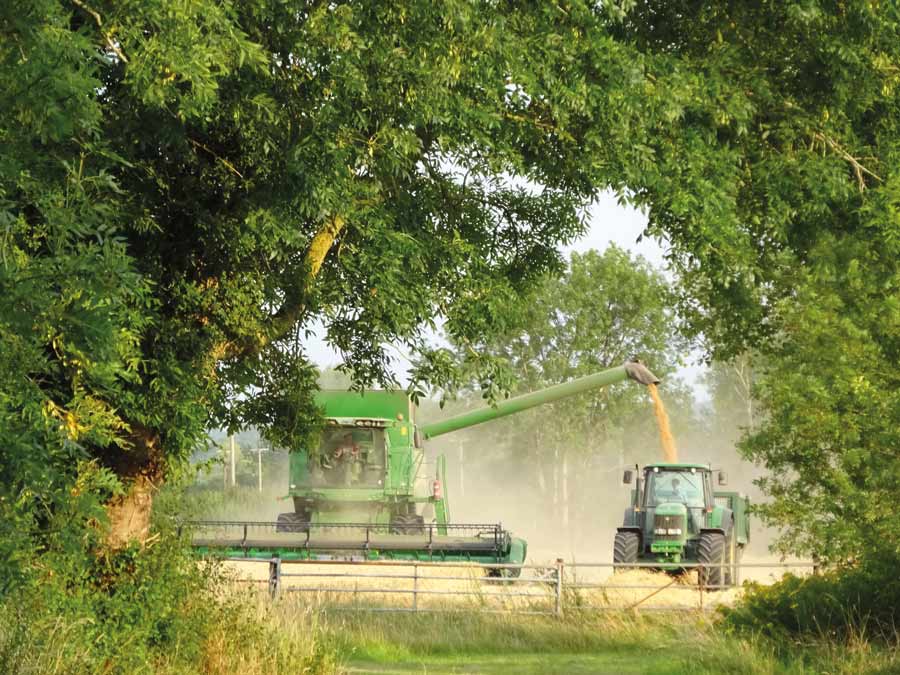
[2,0,899,571]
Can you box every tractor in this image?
[614,463,750,588]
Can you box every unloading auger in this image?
[189,360,660,568]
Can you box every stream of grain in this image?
[647,383,678,462]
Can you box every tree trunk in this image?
[101,424,164,548]
[106,473,158,548]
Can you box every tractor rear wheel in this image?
[276,511,310,533]
[697,531,726,590]
[613,531,640,571]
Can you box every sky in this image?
[305,190,709,397]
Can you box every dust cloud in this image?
[192,382,785,574]
[422,385,782,568]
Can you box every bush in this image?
[722,557,900,643]
[0,482,341,674]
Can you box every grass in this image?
[3,575,897,674]
[249,595,900,675]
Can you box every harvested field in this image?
[220,559,766,611]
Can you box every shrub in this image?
[722,557,900,643]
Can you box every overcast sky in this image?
[305,190,709,397]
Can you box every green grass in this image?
[250,601,896,675]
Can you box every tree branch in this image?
[70,0,129,64]
[212,214,347,363]
[813,132,882,192]
[188,138,244,179]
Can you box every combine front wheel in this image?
[275,512,309,533]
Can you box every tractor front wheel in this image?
[613,531,640,571]
[697,531,726,590]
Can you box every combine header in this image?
[191,360,659,568]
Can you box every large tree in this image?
[603,3,900,561]
[3,0,898,566]
[0,1,660,550]
[439,247,693,532]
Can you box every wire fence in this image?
[219,558,818,615]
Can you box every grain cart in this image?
[614,463,750,588]
[191,360,660,568]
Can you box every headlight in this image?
[667,528,682,535]
[654,528,667,535]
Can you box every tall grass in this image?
[243,592,900,674]
[3,582,897,674]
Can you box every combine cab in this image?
[192,360,660,569]
[614,463,750,588]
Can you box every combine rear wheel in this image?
[613,531,640,571]
[275,512,310,533]
[697,531,726,590]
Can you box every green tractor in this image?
[191,360,660,567]
[614,463,750,588]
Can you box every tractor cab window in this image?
[306,427,386,488]
[645,471,705,508]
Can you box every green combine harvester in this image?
[191,360,660,568]
[614,463,750,588]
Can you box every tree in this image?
[602,3,900,561]
[4,0,897,566]
[702,353,760,443]
[441,247,693,534]
[0,2,664,550]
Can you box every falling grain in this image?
[647,383,678,462]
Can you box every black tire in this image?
[698,531,726,590]
[613,531,640,571]
[275,511,309,533]
[389,513,425,535]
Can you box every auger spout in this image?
[420,360,661,439]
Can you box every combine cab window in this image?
[305,427,386,488]
[645,471,705,508]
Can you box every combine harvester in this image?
[191,360,660,570]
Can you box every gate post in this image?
[268,557,281,599]
[413,563,419,613]
[555,558,564,617]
